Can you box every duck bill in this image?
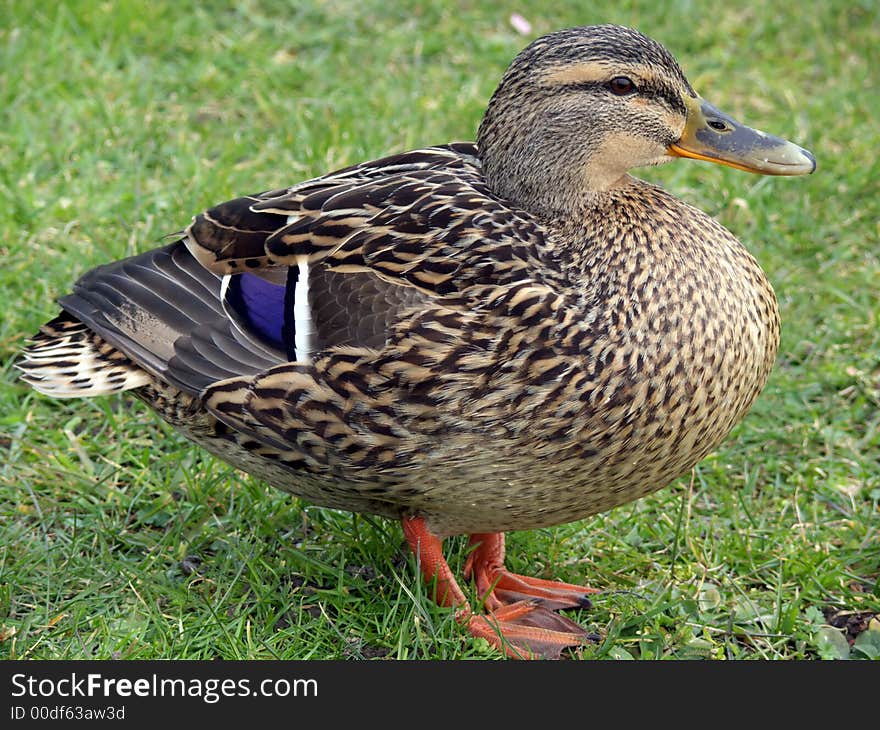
[668,96,815,175]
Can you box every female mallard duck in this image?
[19,25,814,659]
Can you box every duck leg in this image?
[402,516,590,659]
[464,532,599,611]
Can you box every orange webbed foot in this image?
[402,517,596,659]
[467,601,589,659]
[464,532,599,611]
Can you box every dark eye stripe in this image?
[558,80,603,92]
[558,79,686,115]
[636,80,687,115]
[655,89,687,116]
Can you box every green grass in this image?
[1,0,878,660]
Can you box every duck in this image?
[18,24,815,659]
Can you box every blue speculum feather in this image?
[227,273,286,348]
[224,269,302,360]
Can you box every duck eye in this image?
[608,76,636,95]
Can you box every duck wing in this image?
[27,143,564,460]
[186,143,555,293]
[183,144,571,459]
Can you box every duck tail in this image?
[17,313,151,398]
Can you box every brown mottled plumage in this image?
[18,25,814,658]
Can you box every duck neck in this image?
[477,136,631,219]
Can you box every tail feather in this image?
[17,315,151,397]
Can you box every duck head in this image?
[477,24,815,215]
